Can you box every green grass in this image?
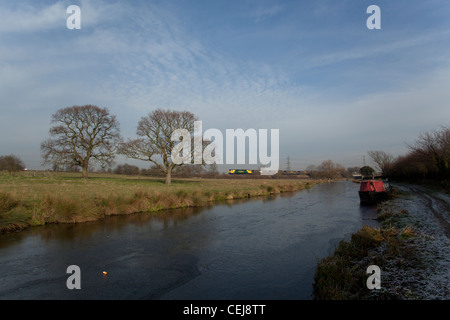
[0,171,321,233]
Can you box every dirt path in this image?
[402,185,450,238]
[384,184,450,299]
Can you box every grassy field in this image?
[0,171,320,233]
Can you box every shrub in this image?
[0,154,25,174]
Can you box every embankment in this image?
[313,184,450,299]
[0,172,323,233]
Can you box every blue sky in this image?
[1,0,449,170]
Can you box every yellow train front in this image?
[228,169,255,174]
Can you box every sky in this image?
[1,0,449,171]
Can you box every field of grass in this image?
[0,171,320,233]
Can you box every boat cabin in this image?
[358,180,391,203]
[359,180,386,192]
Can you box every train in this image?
[228,169,255,174]
[228,169,309,176]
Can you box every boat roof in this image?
[360,180,386,192]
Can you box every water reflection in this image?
[0,192,297,249]
[359,202,380,227]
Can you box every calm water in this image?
[0,181,378,300]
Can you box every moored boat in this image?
[358,180,391,203]
[352,173,363,183]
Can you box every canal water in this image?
[0,181,378,300]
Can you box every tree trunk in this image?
[165,167,172,185]
[82,165,88,178]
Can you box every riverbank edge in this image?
[312,185,447,300]
[0,178,326,234]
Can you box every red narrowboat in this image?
[358,180,391,203]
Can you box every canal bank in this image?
[313,183,450,299]
[0,173,323,234]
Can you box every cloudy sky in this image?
[1,0,449,170]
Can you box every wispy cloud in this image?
[0,2,66,33]
[248,4,284,22]
[0,0,127,33]
[0,1,302,128]
[58,2,301,122]
[307,29,450,69]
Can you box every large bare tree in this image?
[41,105,121,178]
[367,150,394,176]
[119,109,197,185]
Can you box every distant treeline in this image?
[111,163,219,178]
[388,126,449,183]
[3,125,448,187]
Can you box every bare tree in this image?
[41,105,121,178]
[408,126,450,178]
[317,160,344,180]
[0,154,25,174]
[119,109,197,185]
[367,150,394,176]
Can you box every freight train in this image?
[228,169,255,174]
[228,169,309,176]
